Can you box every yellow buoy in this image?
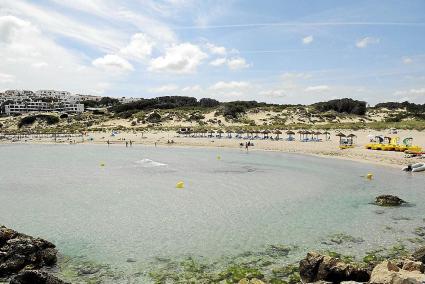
[100,163,105,167]
[366,173,373,180]
[217,155,221,160]
[176,181,184,189]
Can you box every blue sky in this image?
[0,0,424,104]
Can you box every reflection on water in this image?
[0,144,424,282]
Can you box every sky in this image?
[0,0,424,105]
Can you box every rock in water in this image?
[375,195,406,207]
[0,225,57,277]
[10,270,69,284]
[238,278,265,284]
[412,247,425,264]
[299,252,370,283]
[369,261,425,284]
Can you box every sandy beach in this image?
[2,129,424,169]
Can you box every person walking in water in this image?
[126,141,128,147]
[107,140,110,147]
[129,140,133,147]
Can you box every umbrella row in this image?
[177,128,337,141]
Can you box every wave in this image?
[134,158,167,168]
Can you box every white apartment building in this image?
[3,101,84,115]
[35,90,71,98]
[1,90,85,115]
[75,94,102,102]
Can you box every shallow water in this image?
[0,144,424,282]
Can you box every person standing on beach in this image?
[154,142,157,147]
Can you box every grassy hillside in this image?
[1,98,424,134]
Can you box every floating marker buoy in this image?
[217,155,221,160]
[366,173,373,180]
[100,163,105,167]
[176,181,184,189]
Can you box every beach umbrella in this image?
[336,132,346,144]
[246,129,252,138]
[226,129,232,138]
[303,130,312,140]
[314,131,322,139]
[297,130,304,140]
[274,130,282,139]
[347,133,357,144]
[262,130,270,138]
[286,130,295,140]
[217,129,224,137]
[323,131,330,140]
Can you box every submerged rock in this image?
[9,270,69,284]
[401,260,424,273]
[238,278,265,284]
[369,261,425,284]
[0,225,57,277]
[322,233,364,245]
[299,252,370,283]
[414,227,425,237]
[412,247,425,264]
[375,195,406,207]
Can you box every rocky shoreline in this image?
[0,225,68,283]
[2,226,425,284]
[1,195,425,284]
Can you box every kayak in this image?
[403,163,425,172]
[412,163,425,172]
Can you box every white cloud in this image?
[402,57,413,64]
[205,43,227,55]
[209,58,227,66]
[149,43,208,74]
[92,54,134,72]
[302,35,313,45]
[120,33,155,61]
[31,62,48,68]
[148,84,179,93]
[227,57,250,70]
[356,37,380,48]
[0,72,15,83]
[209,81,251,90]
[209,56,251,70]
[393,88,425,103]
[44,0,177,45]
[181,85,202,92]
[281,72,312,80]
[90,82,111,95]
[305,85,330,92]
[260,89,286,98]
[0,15,31,44]
[0,14,116,93]
[1,1,126,52]
[409,88,425,94]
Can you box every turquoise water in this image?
[0,144,424,282]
